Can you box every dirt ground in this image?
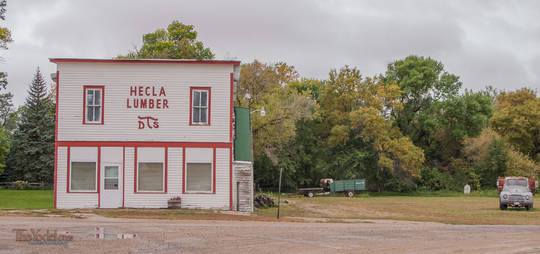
[1,215,540,254]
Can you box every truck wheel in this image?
[307,192,314,198]
[346,191,354,197]
[500,204,507,210]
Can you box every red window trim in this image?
[66,146,99,194]
[189,87,211,126]
[182,147,217,195]
[82,85,105,125]
[133,147,168,194]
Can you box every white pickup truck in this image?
[497,177,538,210]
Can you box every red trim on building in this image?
[122,146,125,208]
[66,147,70,193]
[213,148,216,194]
[50,58,241,66]
[82,85,105,125]
[133,147,168,194]
[133,147,137,193]
[230,73,234,143]
[57,141,232,148]
[165,147,168,193]
[54,144,58,208]
[229,147,233,210]
[189,87,211,126]
[182,147,186,194]
[54,71,59,209]
[97,147,101,208]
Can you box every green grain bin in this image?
[330,179,366,196]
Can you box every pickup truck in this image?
[497,177,537,210]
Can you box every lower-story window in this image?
[71,162,96,191]
[138,162,164,192]
[186,163,212,192]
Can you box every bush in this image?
[418,167,453,191]
[11,180,29,190]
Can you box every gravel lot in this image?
[1,215,539,254]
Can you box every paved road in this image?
[0,215,539,254]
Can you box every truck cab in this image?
[498,177,537,210]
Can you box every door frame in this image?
[100,163,123,208]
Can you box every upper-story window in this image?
[83,86,104,124]
[190,87,211,125]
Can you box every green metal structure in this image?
[330,179,366,194]
[234,107,251,161]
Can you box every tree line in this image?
[118,20,540,192]
[1,17,538,193]
[0,1,55,185]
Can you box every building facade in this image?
[51,58,253,211]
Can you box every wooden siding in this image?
[57,62,233,142]
[56,146,99,209]
[233,161,254,212]
[122,147,230,209]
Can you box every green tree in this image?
[0,0,13,175]
[430,90,493,162]
[319,66,424,191]
[490,88,540,161]
[462,129,539,189]
[118,20,214,60]
[289,78,325,103]
[4,68,55,183]
[0,0,12,50]
[381,56,461,162]
[236,61,314,162]
[236,61,316,189]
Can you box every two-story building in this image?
[51,58,253,211]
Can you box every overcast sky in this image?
[2,0,540,106]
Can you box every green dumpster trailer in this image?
[330,179,366,197]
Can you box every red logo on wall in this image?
[138,116,159,129]
[127,86,168,130]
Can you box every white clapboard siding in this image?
[123,147,231,209]
[57,62,233,142]
[124,147,171,208]
[181,148,230,210]
[56,146,99,209]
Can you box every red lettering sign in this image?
[137,116,159,129]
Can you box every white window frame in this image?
[70,161,98,192]
[85,87,103,124]
[191,89,209,125]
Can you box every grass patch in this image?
[260,194,540,225]
[0,189,537,225]
[0,190,53,209]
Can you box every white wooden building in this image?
[51,58,253,211]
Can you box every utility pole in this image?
[277,167,283,219]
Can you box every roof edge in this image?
[49,58,241,65]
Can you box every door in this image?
[101,164,122,208]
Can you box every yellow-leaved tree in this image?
[319,66,424,191]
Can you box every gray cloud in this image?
[2,0,539,106]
